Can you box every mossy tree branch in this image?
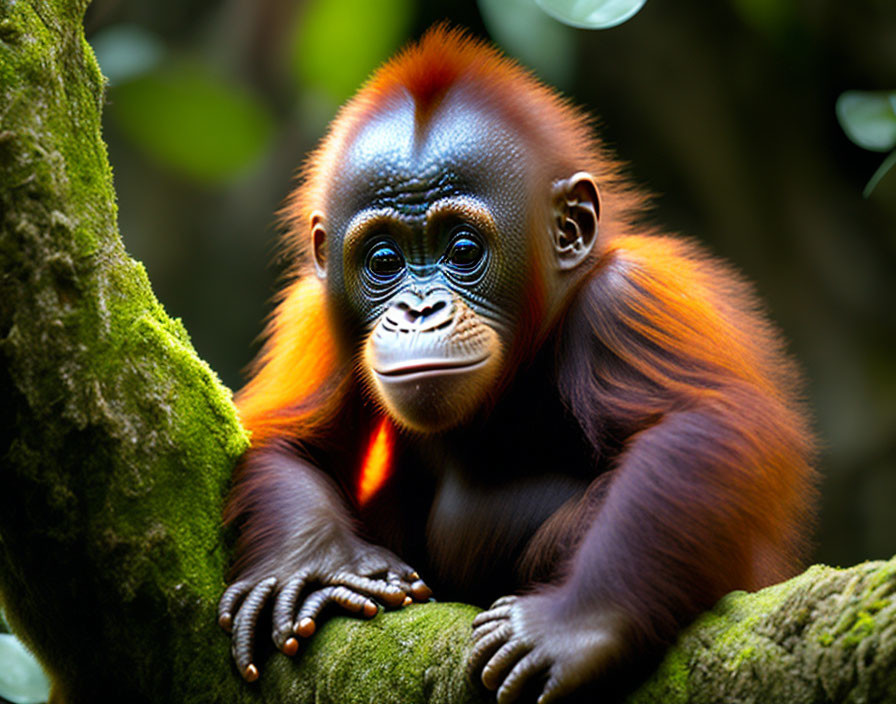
[0,1,893,703]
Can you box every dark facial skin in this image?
[322,89,533,330]
[315,89,538,430]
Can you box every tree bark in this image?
[0,1,893,703]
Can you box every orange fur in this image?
[234,31,812,559]
[556,232,814,592]
[357,418,394,505]
[604,234,793,398]
[222,29,816,695]
[235,276,346,446]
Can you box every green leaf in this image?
[0,634,51,704]
[534,0,647,29]
[89,24,165,85]
[836,91,896,153]
[110,61,275,184]
[863,149,896,198]
[479,0,577,88]
[290,0,413,104]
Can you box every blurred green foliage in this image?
[290,0,414,104]
[91,0,417,184]
[110,61,275,184]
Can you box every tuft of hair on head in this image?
[354,24,594,157]
[369,25,533,116]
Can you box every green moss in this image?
[870,561,896,590]
[868,599,890,613]
[843,610,876,647]
[254,603,486,703]
[656,648,691,701]
[735,645,755,663]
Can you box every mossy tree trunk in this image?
[0,1,893,703]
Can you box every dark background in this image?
[83,0,896,570]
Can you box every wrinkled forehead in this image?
[326,88,530,217]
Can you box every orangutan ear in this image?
[551,172,600,271]
[310,211,327,279]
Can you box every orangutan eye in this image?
[444,231,485,271]
[365,241,405,279]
